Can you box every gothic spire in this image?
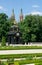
[10,9,17,25]
[20,8,23,21]
[11,9,15,20]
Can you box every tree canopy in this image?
[18,15,42,42]
[0,13,10,41]
[0,13,42,43]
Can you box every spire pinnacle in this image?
[10,9,17,25]
[11,9,15,20]
[21,8,22,14]
[20,8,23,21]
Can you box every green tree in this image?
[18,15,42,42]
[0,13,10,42]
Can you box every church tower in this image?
[11,9,15,20]
[11,9,17,25]
[20,8,23,22]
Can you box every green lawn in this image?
[0,54,42,65]
[0,44,42,65]
[0,46,42,50]
[0,59,42,65]
[0,53,42,59]
[14,59,42,65]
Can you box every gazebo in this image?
[7,9,23,45]
[7,24,22,45]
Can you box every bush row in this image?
[15,59,42,65]
[0,46,42,50]
[0,53,42,59]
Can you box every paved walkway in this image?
[25,64,34,65]
[0,49,42,55]
[8,43,42,46]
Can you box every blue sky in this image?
[0,0,42,21]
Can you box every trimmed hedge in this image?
[0,53,42,59]
[15,59,42,64]
[0,46,42,50]
[1,60,42,65]
[35,63,42,65]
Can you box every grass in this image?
[14,62,19,65]
[14,59,42,65]
[0,53,42,59]
[0,46,42,50]
[1,60,42,65]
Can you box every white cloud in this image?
[0,6,8,12]
[31,11,42,15]
[24,11,42,16]
[32,5,40,8]
[0,6,3,10]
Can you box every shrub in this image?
[1,36,6,46]
[14,61,19,65]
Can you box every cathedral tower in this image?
[20,8,23,22]
[11,9,17,25]
[11,9,15,20]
